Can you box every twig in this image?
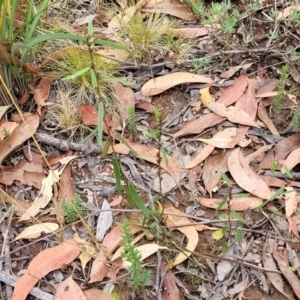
[35,132,102,154]
[156,251,162,300]
[264,170,300,180]
[0,271,54,300]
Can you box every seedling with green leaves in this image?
[62,194,86,223]
[121,219,151,289]
[212,172,246,251]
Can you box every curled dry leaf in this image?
[172,113,225,138]
[34,76,56,115]
[258,102,279,135]
[141,72,212,96]
[206,102,258,127]
[19,156,77,222]
[217,75,248,106]
[0,114,39,164]
[14,223,58,241]
[198,196,263,211]
[55,276,86,300]
[143,0,196,21]
[199,128,237,149]
[202,150,231,198]
[163,205,198,267]
[107,143,182,183]
[228,148,273,200]
[260,135,300,169]
[263,239,293,300]
[185,144,215,169]
[12,239,80,300]
[281,147,300,174]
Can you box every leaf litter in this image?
[2,1,300,300]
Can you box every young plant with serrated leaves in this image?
[212,172,246,252]
[62,194,85,223]
[273,65,289,113]
[121,219,151,290]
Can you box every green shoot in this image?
[121,219,151,289]
[62,194,85,223]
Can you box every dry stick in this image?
[0,271,54,300]
[35,132,102,153]
[156,251,162,300]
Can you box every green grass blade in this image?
[16,33,127,64]
[231,209,247,224]
[90,68,98,88]
[221,172,231,187]
[127,183,152,215]
[269,186,285,201]
[115,132,140,158]
[26,0,49,43]
[112,158,122,195]
[215,197,227,213]
[7,0,18,41]
[62,66,91,80]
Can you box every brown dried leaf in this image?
[0,161,44,189]
[107,143,182,183]
[12,240,80,300]
[172,113,225,138]
[199,86,214,106]
[89,224,141,283]
[58,154,75,201]
[0,114,39,164]
[164,205,198,267]
[55,276,87,300]
[206,102,258,127]
[281,147,300,174]
[170,27,208,38]
[112,82,135,123]
[108,0,148,29]
[162,269,180,300]
[185,145,215,169]
[220,63,252,79]
[141,72,212,96]
[19,156,76,222]
[228,148,273,199]
[273,244,300,298]
[260,135,300,169]
[263,239,294,300]
[202,150,231,197]
[199,128,237,149]
[84,289,115,300]
[217,75,248,106]
[198,196,263,211]
[277,5,300,20]
[143,0,196,21]
[258,102,279,135]
[235,78,257,120]
[0,122,19,140]
[34,77,56,115]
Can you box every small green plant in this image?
[292,109,300,128]
[121,219,151,289]
[192,56,212,72]
[62,194,85,223]
[128,105,136,136]
[273,65,289,113]
[212,173,246,250]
